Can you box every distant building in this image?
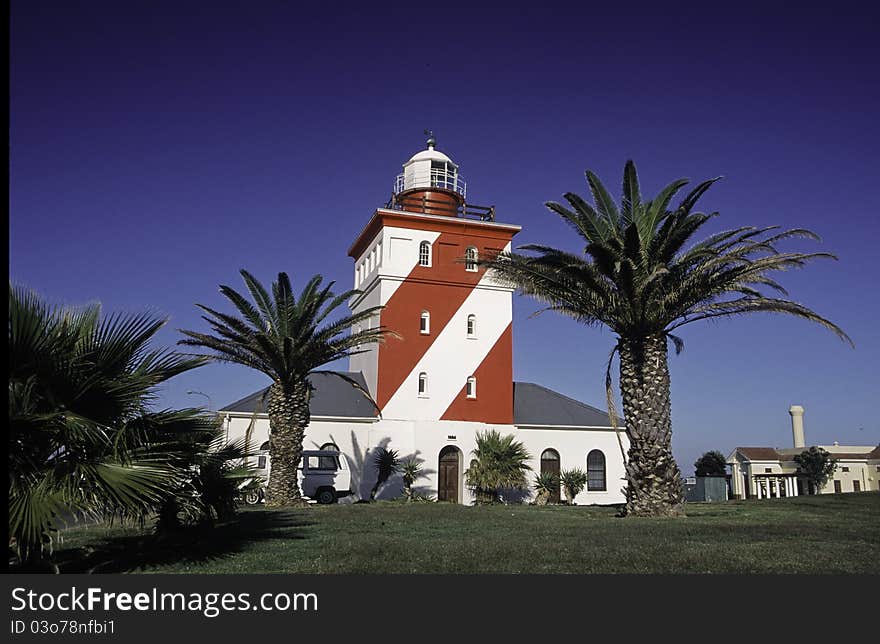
[727,405,880,499]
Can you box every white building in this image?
[727,405,880,499]
[220,136,628,505]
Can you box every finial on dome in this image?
[424,128,436,149]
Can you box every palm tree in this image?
[179,270,391,507]
[400,456,425,501]
[479,161,852,517]
[8,284,214,564]
[465,430,532,504]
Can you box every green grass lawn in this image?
[50,493,879,574]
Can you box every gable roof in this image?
[513,382,612,427]
[220,371,377,418]
[221,374,613,427]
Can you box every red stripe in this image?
[440,324,513,424]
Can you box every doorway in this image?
[438,446,461,503]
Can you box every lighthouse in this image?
[348,134,521,423]
[220,136,626,506]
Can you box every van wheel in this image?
[243,489,263,505]
[316,488,337,505]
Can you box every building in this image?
[726,405,880,499]
[219,136,628,504]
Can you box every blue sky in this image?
[11,1,880,473]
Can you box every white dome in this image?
[404,146,456,167]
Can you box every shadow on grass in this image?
[51,509,314,574]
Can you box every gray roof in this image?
[513,382,612,427]
[221,373,612,427]
[220,371,377,417]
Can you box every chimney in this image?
[789,405,805,448]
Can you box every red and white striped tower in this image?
[348,134,520,423]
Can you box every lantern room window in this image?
[419,241,431,267]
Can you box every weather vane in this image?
[424,129,436,148]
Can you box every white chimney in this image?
[789,405,805,448]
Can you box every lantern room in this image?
[388,132,494,221]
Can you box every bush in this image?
[532,471,560,505]
[560,468,588,504]
[465,430,532,504]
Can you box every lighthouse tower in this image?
[348,135,521,423]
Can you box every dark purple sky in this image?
[11,1,880,473]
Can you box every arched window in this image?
[420,311,430,334]
[465,246,478,271]
[466,376,477,399]
[540,449,561,503]
[419,241,431,267]
[587,450,606,491]
[418,372,428,396]
[466,314,476,337]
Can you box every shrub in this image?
[465,430,532,504]
[533,471,560,505]
[560,468,588,504]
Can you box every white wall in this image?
[224,412,628,505]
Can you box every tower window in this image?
[420,311,430,334]
[418,372,428,396]
[419,241,431,267]
[465,246,478,271]
[466,314,476,337]
[466,376,476,399]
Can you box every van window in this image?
[307,455,338,470]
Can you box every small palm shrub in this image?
[9,284,214,566]
[400,457,425,501]
[533,471,560,506]
[370,447,400,501]
[560,468,588,505]
[465,430,532,504]
[155,430,259,533]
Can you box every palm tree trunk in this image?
[618,333,684,517]
[265,380,310,507]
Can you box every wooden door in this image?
[438,447,459,503]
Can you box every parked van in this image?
[245,449,352,505]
